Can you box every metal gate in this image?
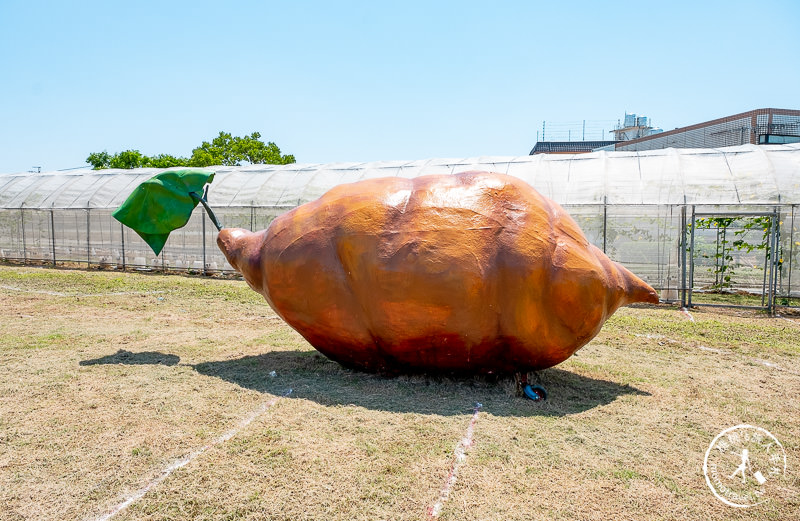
[681,206,781,314]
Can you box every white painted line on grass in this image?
[633,333,727,353]
[697,345,726,354]
[427,402,482,519]
[0,284,165,298]
[753,359,781,369]
[635,334,786,369]
[633,333,681,345]
[91,389,292,521]
[680,307,695,322]
[633,333,669,341]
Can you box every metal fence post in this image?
[602,197,607,254]
[86,208,91,267]
[50,209,57,266]
[788,205,795,301]
[202,211,207,276]
[774,195,781,300]
[713,226,721,287]
[767,209,779,314]
[774,210,781,309]
[688,206,696,308]
[21,205,27,264]
[120,222,126,270]
[761,229,770,307]
[680,205,687,308]
[775,209,782,306]
[663,204,674,296]
[656,207,662,287]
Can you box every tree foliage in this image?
[86,132,295,169]
[189,132,295,167]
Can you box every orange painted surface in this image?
[217,171,658,374]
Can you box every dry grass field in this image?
[1,265,798,521]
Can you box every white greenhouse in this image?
[1,143,799,311]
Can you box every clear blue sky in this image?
[1,0,798,173]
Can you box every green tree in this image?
[86,132,295,169]
[188,132,295,167]
[147,154,191,168]
[108,150,148,169]
[86,151,111,169]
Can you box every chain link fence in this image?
[1,203,797,309]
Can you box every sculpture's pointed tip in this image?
[632,277,660,304]
[620,265,660,305]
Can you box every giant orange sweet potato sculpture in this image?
[217,171,658,374]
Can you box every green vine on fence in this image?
[693,216,782,290]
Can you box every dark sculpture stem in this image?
[190,187,223,231]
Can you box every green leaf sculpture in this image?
[112,170,217,255]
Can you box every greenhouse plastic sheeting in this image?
[2,143,799,210]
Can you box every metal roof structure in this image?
[529,140,618,155]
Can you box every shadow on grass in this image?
[80,349,649,417]
[191,350,650,418]
[80,349,180,366]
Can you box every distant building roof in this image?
[530,141,618,155]
[616,108,800,151]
